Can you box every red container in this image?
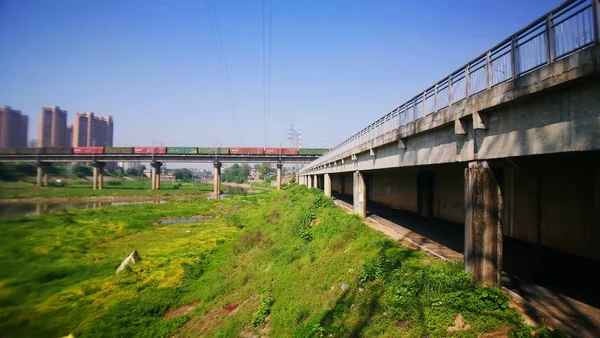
[264,147,280,155]
[230,147,264,155]
[264,147,299,155]
[134,146,167,154]
[281,148,298,155]
[73,147,104,154]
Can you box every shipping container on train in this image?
[298,148,329,155]
[229,147,264,155]
[0,148,17,154]
[134,146,167,154]
[73,147,104,154]
[14,148,41,154]
[197,147,230,155]
[46,147,74,154]
[166,147,198,154]
[264,147,299,155]
[105,147,134,154]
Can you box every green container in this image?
[198,147,229,154]
[298,148,329,155]
[105,147,134,154]
[166,147,198,154]
[47,147,73,154]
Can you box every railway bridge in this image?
[299,0,600,334]
[0,150,321,198]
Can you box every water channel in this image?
[0,185,253,220]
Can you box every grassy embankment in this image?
[0,180,216,200]
[0,186,553,337]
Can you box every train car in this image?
[230,147,264,155]
[73,147,104,154]
[298,148,329,155]
[105,147,134,154]
[15,148,42,154]
[166,147,198,154]
[264,147,299,155]
[134,146,167,154]
[197,147,230,155]
[0,148,17,154]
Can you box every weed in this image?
[251,292,274,327]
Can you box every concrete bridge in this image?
[0,153,316,198]
[299,0,600,334]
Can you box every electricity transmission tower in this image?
[286,125,302,148]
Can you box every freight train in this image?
[0,146,329,156]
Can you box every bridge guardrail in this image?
[301,0,598,173]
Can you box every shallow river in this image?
[0,186,252,220]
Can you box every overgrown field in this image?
[0,186,547,337]
[0,180,215,199]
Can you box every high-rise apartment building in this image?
[38,106,67,147]
[0,106,28,148]
[66,125,73,148]
[72,112,114,147]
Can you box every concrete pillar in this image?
[307,175,313,188]
[151,165,156,190]
[36,165,43,187]
[314,175,318,189]
[92,165,98,190]
[97,163,105,190]
[464,161,503,287]
[43,173,48,187]
[151,162,162,190]
[213,161,222,199]
[324,173,332,198]
[276,163,283,190]
[353,170,367,218]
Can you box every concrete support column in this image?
[98,163,105,190]
[307,175,313,188]
[92,165,98,190]
[353,170,367,218]
[464,161,503,287]
[276,163,283,190]
[37,165,43,187]
[43,173,48,187]
[213,161,222,199]
[313,175,318,189]
[324,173,332,198]
[151,162,162,190]
[92,162,105,190]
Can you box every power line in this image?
[262,0,273,147]
[205,0,243,144]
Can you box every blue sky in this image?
[0,0,562,149]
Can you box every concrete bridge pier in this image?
[313,175,318,189]
[276,163,283,190]
[307,175,312,188]
[36,164,43,187]
[353,170,367,218]
[324,173,332,197]
[213,161,222,199]
[151,161,162,190]
[464,161,502,287]
[92,162,105,190]
[36,162,50,187]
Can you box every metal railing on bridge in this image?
[302,0,598,173]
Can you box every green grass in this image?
[0,186,547,337]
[0,180,217,199]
